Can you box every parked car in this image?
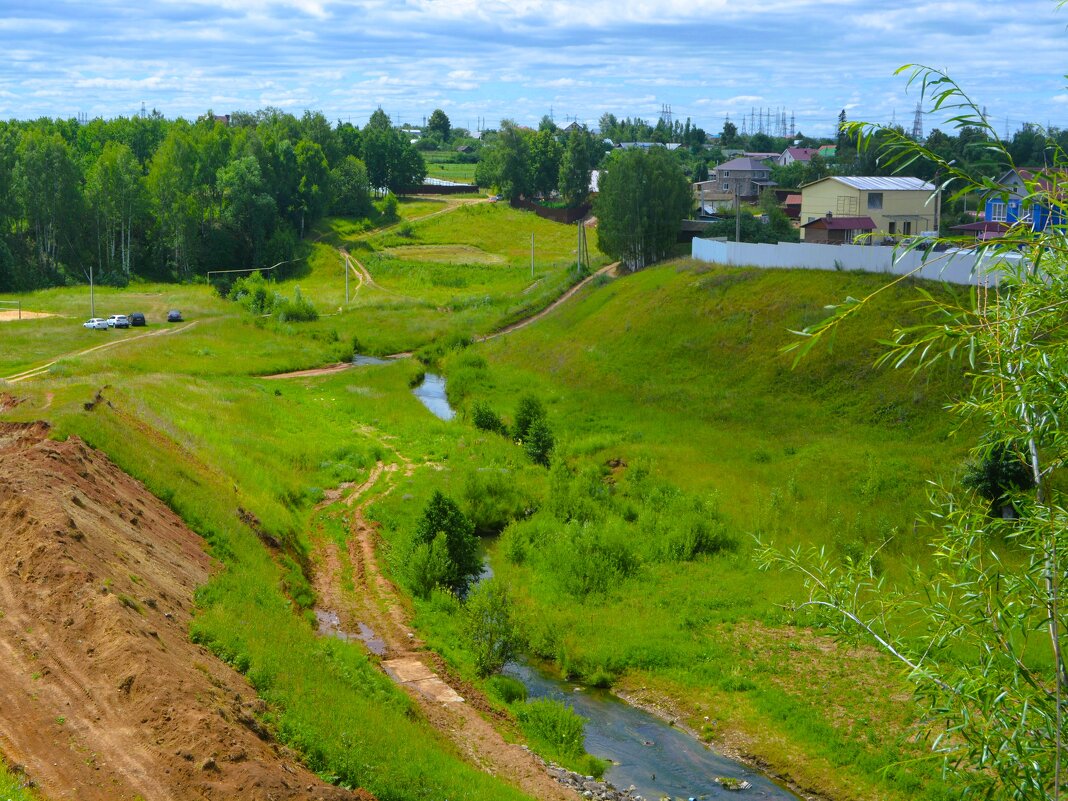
[167,310,183,322]
[128,312,146,326]
[106,314,130,329]
[83,317,109,330]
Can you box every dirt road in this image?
[311,443,579,801]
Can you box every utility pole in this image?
[90,263,95,317]
[530,233,534,279]
[344,255,349,303]
[734,190,741,243]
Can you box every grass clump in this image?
[516,698,605,777]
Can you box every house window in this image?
[902,221,912,235]
[722,171,730,177]
[867,192,883,210]
[889,221,896,235]
[989,201,1007,222]
[722,183,729,192]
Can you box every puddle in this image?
[352,354,390,366]
[412,373,455,421]
[315,609,387,656]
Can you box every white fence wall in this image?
[690,238,1012,285]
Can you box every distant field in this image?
[382,244,506,264]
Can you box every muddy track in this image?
[311,450,578,801]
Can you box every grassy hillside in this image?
[367,258,974,800]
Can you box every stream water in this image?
[352,354,390,366]
[506,660,799,800]
[412,373,455,420]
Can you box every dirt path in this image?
[311,447,579,801]
[3,321,198,384]
[477,262,618,342]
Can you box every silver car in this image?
[83,317,109,330]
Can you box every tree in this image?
[295,139,330,236]
[721,119,738,147]
[330,155,372,217]
[147,126,199,277]
[414,491,480,595]
[524,418,555,467]
[760,63,1068,801]
[14,130,84,282]
[426,109,451,142]
[512,394,546,442]
[217,155,276,267]
[474,120,530,200]
[463,579,522,677]
[362,108,426,195]
[528,128,562,197]
[86,141,145,282]
[558,128,593,208]
[593,147,692,271]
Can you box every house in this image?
[743,151,780,163]
[784,193,802,219]
[801,214,876,244]
[817,144,837,160]
[777,147,819,166]
[799,176,938,241]
[983,167,1066,231]
[708,157,776,201]
[692,180,735,215]
[617,141,683,151]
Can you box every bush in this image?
[471,401,508,436]
[516,699,589,762]
[406,532,452,600]
[524,418,555,467]
[414,491,480,595]
[275,287,319,322]
[463,579,522,677]
[486,674,527,705]
[462,468,530,536]
[381,192,399,221]
[513,395,546,442]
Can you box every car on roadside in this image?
[128,312,146,327]
[106,314,130,329]
[83,317,109,330]
[167,310,183,322]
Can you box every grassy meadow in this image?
[0,198,980,801]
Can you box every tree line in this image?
[0,107,425,292]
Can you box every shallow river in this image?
[412,373,455,421]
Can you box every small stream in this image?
[412,373,455,420]
[507,660,799,800]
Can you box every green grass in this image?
[0,763,37,801]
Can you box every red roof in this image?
[785,194,802,204]
[801,215,876,231]
[784,147,818,162]
[951,220,1010,233]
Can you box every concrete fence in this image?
[691,237,1015,285]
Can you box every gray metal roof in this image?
[830,176,935,191]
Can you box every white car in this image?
[83,317,109,330]
[106,314,130,329]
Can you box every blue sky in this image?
[2,0,1067,137]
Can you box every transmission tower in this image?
[790,112,796,138]
[911,102,924,140]
[660,104,673,127]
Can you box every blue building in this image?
[984,168,1065,231]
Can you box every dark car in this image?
[167,310,183,322]
[129,312,146,327]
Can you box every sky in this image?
[1,0,1067,137]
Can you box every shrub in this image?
[463,579,522,677]
[414,491,480,595]
[406,532,452,600]
[471,401,508,436]
[524,418,555,467]
[512,395,546,442]
[462,468,530,536]
[274,287,319,322]
[516,699,589,762]
[381,192,399,220]
[486,674,527,705]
